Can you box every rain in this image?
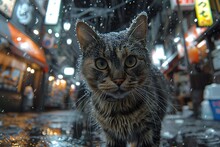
[0,0,220,147]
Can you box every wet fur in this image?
[76,12,169,147]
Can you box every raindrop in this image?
[35,18,39,24]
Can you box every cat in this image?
[76,12,169,147]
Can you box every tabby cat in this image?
[76,12,169,147]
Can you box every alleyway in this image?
[1,110,220,147]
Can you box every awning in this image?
[161,52,184,75]
[0,19,48,72]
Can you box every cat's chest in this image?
[94,105,149,132]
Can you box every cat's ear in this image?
[76,21,99,50]
[128,12,148,40]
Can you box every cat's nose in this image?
[113,78,125,86]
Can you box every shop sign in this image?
[42,33,55,49]
[184,25,208,63]
[0,0,16,18]
[45,0,61,25]
[16,1,34,25]
[170,0,195,10]
[195,0,213,27]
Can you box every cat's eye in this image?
[125,55,137,68]
[95,58,108,70]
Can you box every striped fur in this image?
[76,12,169,147]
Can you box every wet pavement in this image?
[161,115,220,147]
[0,110,104,147]
[0,110,220,147]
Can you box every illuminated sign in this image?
[45,0,61,25]
[170,0,195,10]
[0,0,16,18]
[195,0,213,27]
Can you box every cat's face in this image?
[76,12,151,100]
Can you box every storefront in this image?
[0,19,48,112]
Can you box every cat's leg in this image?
[137,128,161,147]
[105,133,126,147]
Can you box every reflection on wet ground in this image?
[0,110,220,147]
[161,115,220,147]
[0,110,104,147]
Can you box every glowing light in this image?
[197,40,206,48]
[48,76,55,81]
[56,79,60,85]
[174,37,180,43]
[60,79,66,84]
[30,69,35,74]
[64,67,74,75]
[63,22,71,31]
[76,82,80,86]
[33,29,39,35]
[71,84,75,89]
[66,38,72,45]
[55,33,59,38]
[185,35,194,42]
[58,74,63,79]
[48,29,52,34]
[17,37,22,41]
[27,67,31,72]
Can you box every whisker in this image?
[136,86,167,114]
[133,88,162,124]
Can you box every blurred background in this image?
[0,0,220,146]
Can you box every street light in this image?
[63,22,71,31]
[64,67,74,75]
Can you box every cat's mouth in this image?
[105,89,129,100]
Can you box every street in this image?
[0,110,104,147]
[1,110,220,147]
